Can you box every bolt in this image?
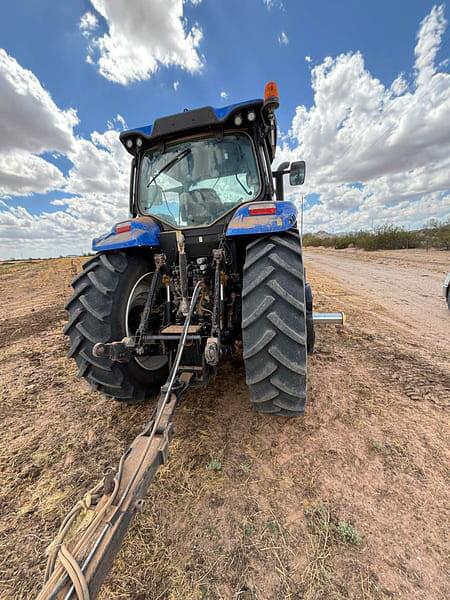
[94,344,105,356]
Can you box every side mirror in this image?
[289,160,306,186]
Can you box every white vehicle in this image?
[443,273,450,311]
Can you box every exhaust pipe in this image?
[313,312,346,325]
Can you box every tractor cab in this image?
[139,132,261,228]
[118,83,304,235]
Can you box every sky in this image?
[0,0,449,259]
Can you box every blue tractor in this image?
[65,82,316,417]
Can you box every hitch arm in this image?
[92,338,135,362]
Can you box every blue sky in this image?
[0,0,449,258]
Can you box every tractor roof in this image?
[119,98,276,159]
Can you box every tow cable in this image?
[37,281,203,600]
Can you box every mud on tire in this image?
[242,230,307,416]
[64,252,168,402]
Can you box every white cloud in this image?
[0,125,131,258]
[0,49,77,156]
[0,153,66,197]
[0,196,130,259]
[81,0,204,85]
[302,190,450,233]
[0,48,78,197]
[79,11,99,36]
[390,73,408,96]
[0,49,131,258]
[220,90,229,100]
[106,113,127,131]
[186,0,202,5]
[280,4,450,232]
[173,80,180,91]
[305,55,312,63]
[263,0,284,10]
[278,31,289,46]
[1,5,449,258]
[65,128,129,196]
[414,4,446,86]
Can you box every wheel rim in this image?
[125,271,168,371]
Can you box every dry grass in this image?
[301,501,363,599]
[0,254,449,599]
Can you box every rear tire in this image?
[242,230,307,416]
[64,252,168,402]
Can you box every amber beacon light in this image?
[264,81,280,110]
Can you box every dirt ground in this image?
[0,249,449,600]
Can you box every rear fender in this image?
[226,201,297,237]
[92,217,160,252]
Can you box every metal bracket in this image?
[93,338,135,362]
[204,337,220,366]
[135,253,166,344]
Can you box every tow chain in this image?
[37,281,203,600]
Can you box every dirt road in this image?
[0,250,449,600]
[305,248,450,361]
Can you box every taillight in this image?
[248,205,277,216]
[115,222,131,234]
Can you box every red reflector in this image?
[116,222,131,234]
[249,206,277,216]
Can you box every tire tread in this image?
[64,252,166,403]
[242,231,307,416]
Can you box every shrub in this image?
[356,225,418,250]
[302,221,450,251]
[337,520,362,545]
